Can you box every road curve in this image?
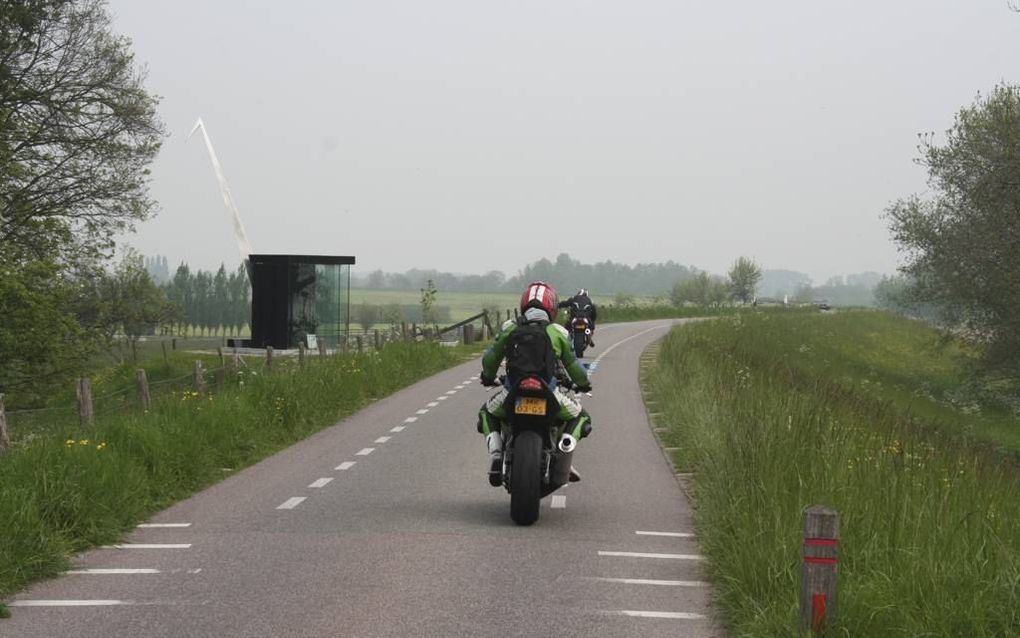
[4,319,722,637]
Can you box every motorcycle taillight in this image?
[518,377,543,392]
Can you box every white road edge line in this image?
[308,478,334,488]
[635,530,695,538]
[597,551,704,560]
[591,577,709,587]
[137,523,191,528]
[9,600,131,607]
[588,325,670,375]
[616,610,707,620]
[390,426,405,433]
[356,447,375,456]
[374,436,391,443]
[335,461,356,470]
[107,544,191,550]
[551,495,567,509]
[276,497,306,510]
[66,569,160,575]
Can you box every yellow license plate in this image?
[515,397,547,416]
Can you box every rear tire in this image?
[573,332,587,358]
[510,431,542,526]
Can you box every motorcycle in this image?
[568,316,592,358]
[494,374,576,526]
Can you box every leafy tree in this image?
[0,0,165,265]
[97,251,168,361]
[728,257,762,304]
[886,84,1020,372]
[356,303,378,332]
[213,265,229,334]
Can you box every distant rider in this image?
[559,288,598,347]
[477,281,593,486]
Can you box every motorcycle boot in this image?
[485,431,504,487]
[565,411,593,440]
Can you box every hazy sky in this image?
[110,0,1020,283]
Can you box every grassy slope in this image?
[646,310,1020,636]
[0,342,481,600]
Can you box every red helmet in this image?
[520,281,558,318]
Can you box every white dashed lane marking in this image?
[551,495,566,509]
[356,448,375,456]
[107,544,191,550]
[374,436,391,444]
[598,551,704,560]
[591,577,708,587]
[616,610,707,620]
[635,530,695,538]
[9,600,131,607]
[66,569,160,575]
[416,409,429,415]
[137,523,191,528]
[308,478,334,488]
[404,417,418,423]
[390,426,405,433]
[276,497,306,510]
[437,396,448,401]
[336,462,356,470]
[445,390,457,395]
[427,402,439,407]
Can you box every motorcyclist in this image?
[477,281,593,486]
[559,288,598,347]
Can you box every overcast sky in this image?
[110,0,1019,283]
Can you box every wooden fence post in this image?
[193,361,206,395]
[464,323,475,345]
[801,505,839,634]
[0,393,10,454]
[318,339,327,358]
[161,341,169,365]
[356,335,363,353]
[76,378,94,428]
[298,342,306,368]
[401,322,408,341]
[232,351,241,373]
[411,323,417,340]
[374,329,380,350]
[266,346,273,371]
[136,369,151,411]
[217,347,225,367]
[172,337,177,350]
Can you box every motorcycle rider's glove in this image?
[480,374,499,387]
[575,383,592,393]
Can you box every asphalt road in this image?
[3,319,723,637]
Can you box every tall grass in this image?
[647,311,1020,636]
[0,342,475,599]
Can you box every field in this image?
[644,310,1020,635]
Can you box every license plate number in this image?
[515,397,546,416]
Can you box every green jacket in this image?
[482,320,590,387]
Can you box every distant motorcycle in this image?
[568,316,593,358]
[490,374,577,526]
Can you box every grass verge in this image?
[645,311,1020,636]
[0,341,480,601]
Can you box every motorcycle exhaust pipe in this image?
[558,433,577,454]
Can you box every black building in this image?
[248,254,354,349]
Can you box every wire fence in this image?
[0,308,495,454]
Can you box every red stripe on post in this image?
[804,538,839,547]
[811,593,827,632]
[805,557,838,565]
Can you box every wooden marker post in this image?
[136,369,151,411]
[0,394,10,454]
[266,346,274,372]
[193,361,206,395]
[298,342,306,368]
[76,378,94,428]
[318,339,327,358]
[161,341,169,365]
[801,505,839,634]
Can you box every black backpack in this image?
[505,319,557,382]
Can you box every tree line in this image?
[162,263,250,336]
